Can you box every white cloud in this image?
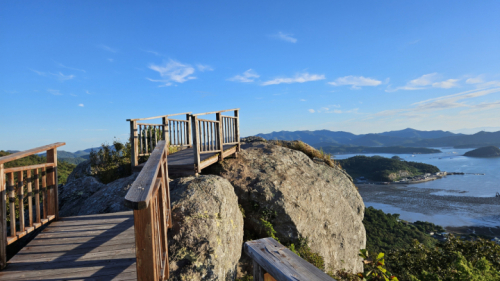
[227,69,260,83]
[196,64,214,72]
[300,99,306,102]
[78,104,84,107]
[273,32,297,43]
[262,72,325,86]
[57,63,86,73]
[328,76,382,89]
[466,77,484,84]
[148,60,196,86]
[30,69,74,81]
[308,109,315,113]
[48,89,62,96]
[98,44,118,53]
[107,58,114,62]
[432,79,460,89]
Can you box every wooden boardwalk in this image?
[168,144,237,177]
[0,211,136,281]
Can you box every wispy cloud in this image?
[78,104,84,107]
[300,99,306,102]
[272,32,297,43]
[147,59,196,86]
[196,64,214,72]
[466,76,484,84]
[30,69,75,81]
[57,63,86,73]
[227,69,260,83]
[308,109,315,113]
[262,72,325,86]
[48,89,62,96]
[98,44,118,53]
[387,73,461,92]
[328,76,382,89]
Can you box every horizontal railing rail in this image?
[128,112,192,169]
[0,142,65,270]
[245,237,336,281]
[191,109,240,173]
[124,140,172,280]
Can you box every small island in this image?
[464,146,500,157]
[320,145,441,155]
[338,155,441,183]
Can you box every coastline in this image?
[357,183,500,237]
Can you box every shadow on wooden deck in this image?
[0,211,137,281]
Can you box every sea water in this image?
[333,148,500,227]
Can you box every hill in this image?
[464,146,500,157]
[320,145,441,155]
[255,128,500,148]
[338,155,440,182]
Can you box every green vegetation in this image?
[463,146,500,157]
[89,139,132,184]
[338,156,439,182]
[320,146,441,155]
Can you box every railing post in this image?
[133,206,158,281]
[130,120,139,168]
[191,116,201,173]
[186,114,192,148]
[216,113,224,161]
[0,164,6,269]
[234,109,240,152]
[46,148,58,219]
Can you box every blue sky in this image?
[1,1,500,151]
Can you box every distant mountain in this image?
[256,129,500,148]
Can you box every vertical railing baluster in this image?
[0,164,5,269]
[149,126,153,153]
[34,168,40,224]
[27,169,33,227]
[42,167,47,220]
[130,120,138,168]
[154,126,158,148]
[235,109,240,152]
[7,173,15,237]
[17,171,25,233]
[139,125,143,155]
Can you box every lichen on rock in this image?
[168,175,244,281]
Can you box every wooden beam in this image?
[27,169,33,227]
[127,112,192,122]
[0,164,6,269]
[4,163,55,174]
[186,114,192,147]
[235,109,240,152]
[192,108,241,116]
[192,117,201,174]
[130,120,138,168]
[132,206,158,281]
[7,173,15,237]
[216,113,224,162]
[0,143,65,165]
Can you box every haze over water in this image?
[334,148,500,227]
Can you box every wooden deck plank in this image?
[0,211,137,280]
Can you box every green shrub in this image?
[89,139,132,184]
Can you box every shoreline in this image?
[357,183,500,237]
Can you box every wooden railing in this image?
[245,238,336,281]
[0,142,65,269]
[191,108,240,173]
[127,112,192,169]
[124,140,172,281]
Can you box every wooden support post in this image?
[46,149,57,218]
[17,171,25,233]
[133,206,158,281]
[27,169,33,227]
[191,116,201,173]
[186,114,192,147]
[7,173,15,237]
[0,164,6,269]
[216,113,224,161]
[130,120,138,168]
[235,109,240,152]
[253,260,265,281]
[34,168,40,224]
[42,167,47,220]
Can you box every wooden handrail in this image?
[0,143,64,270]
[129,113,193,169]
[191,109,240,173]
[124,140,172,280]
[245,238,336,281]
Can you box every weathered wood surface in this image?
[245,238,336,281]
[0,211,136,280]
[124,141,166,210]
[127,111,192,122]
[192,108,240,116]
[0,143,65,164]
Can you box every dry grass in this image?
[272,140,341,169]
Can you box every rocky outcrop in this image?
[59,161,138,217]
[168,175,244,281]
[387,170,412,181]
[209,141,366,273]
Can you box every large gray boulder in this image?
[168,175,244,281]
[59,161,138,217]
[213,141,366,273]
